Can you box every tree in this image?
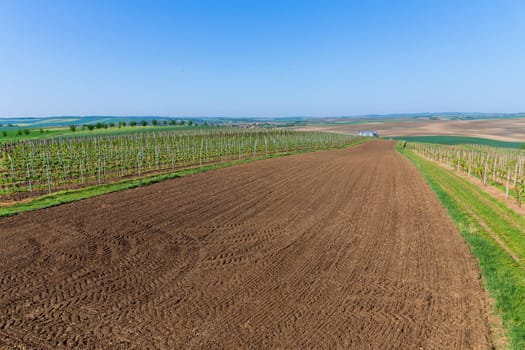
[16,129,22,136]
[70,125,77,132]
[109,122,115,128]
[130,121,137,127]
[188,120,193,126]
[87,124,95,131]
[151,119,158,126]
[162,120,167,126]
[169,119,176,126]
[141,120,148,126]
[2,131,7,137]
[179,120,185,126]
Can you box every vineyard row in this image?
[1,129,362,200]
[406,142,525,205]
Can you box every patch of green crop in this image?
[389,135,523,149]
[0,125,220,143]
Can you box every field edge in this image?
[398,143,525,349]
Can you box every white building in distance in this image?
[358,130,379,137]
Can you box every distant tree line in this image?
[1,128,49,137]
[0,119,215,137]
[75,119,212,132]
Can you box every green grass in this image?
[0,127,67,142]
[398,144,525,349]
[0,125,217,143]
[389,135,524,149]
[0,139,367,217]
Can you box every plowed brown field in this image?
[300,117,525,142]
[0,140,493,349]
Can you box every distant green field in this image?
[0,125,215,143]
[388,135,524,149]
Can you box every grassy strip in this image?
[0,139,367,217]
[389,135,524,149]
[409,152,525,263]
[398,145,525,349]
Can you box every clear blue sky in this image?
[1,0,524,117]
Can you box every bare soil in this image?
[0,141,493,349]
[301,117,525,142]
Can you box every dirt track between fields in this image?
[0,140,493,349]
